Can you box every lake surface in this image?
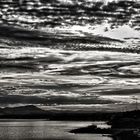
[0,120,112,140]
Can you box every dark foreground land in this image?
[70,109,140,140]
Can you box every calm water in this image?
[0,120,112,140]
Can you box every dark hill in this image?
[0,105,47,119]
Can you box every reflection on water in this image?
[0,120,112,140]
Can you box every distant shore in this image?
[0,105,139,120]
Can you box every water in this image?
[0,120,112,140]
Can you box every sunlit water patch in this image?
[0,120,112,140]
